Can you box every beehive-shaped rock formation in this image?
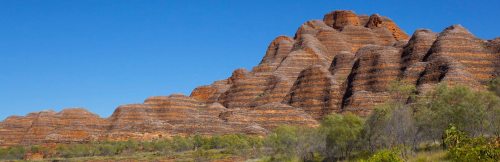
[284,65,341,119]
[1,10,498,146]
[424,25,496,83]
[342,45,403,116]
[0,109,108,146]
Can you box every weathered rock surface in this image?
[342,45,403,116]
[284,65,341,119]
[423,25,497,83]
[0,109,108,146]
[1,10,498,146]
[106,94,267,141]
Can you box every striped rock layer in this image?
[1,10,498,146]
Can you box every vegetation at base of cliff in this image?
[1,79,500,161]
[0,134,264,161]
[489,77,500,97]
[444,125,500,162]
[0,146,25,160]
[258,81,500,162]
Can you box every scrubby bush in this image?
[364,82,500,152]
[295,126,324,161]
[444,125,500,162]
[361,149,403,162]
[56,144,96,158]
[0,134,266,160]
[192,134,207,151]
[364,103,417,152]
[414,84,500,140]
[151,139,173,154]
[320,113,364,160]
[362,81,500,159]
[246,135,265,149]
[120,140,140,154]
[171,135,194,152]
[264,125,321,161]
[0,147,7,158]
[489,77,500,97]
[0,146,26,160]
[264,114,365,161]
[29,145,52,158]
[220,134,252,153]
[265,125,299,157]
[363,81,417,153]
[97,143,119,156]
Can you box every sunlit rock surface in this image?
[1,10,498,146]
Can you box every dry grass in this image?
[408,150,448,162]
[44,149,240,162]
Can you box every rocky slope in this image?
[1,10,498,146]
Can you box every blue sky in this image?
[0,0,499,120]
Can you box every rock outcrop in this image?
[0,109,108,146]
[1,10,498,146]
[341,45,403,116]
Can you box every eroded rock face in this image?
[106,94,266,140]
[423,25,497,83]
[401,29,437,74]
[284,65,341,119]
[0,109,108,146]
[324,10,361,29]
[342,45,403,116]
[1,10,498,146]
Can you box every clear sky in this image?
[0,0,499,120]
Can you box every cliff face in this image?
[1,10,498,146]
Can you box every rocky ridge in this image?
[1,10,498,146]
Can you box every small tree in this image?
[320,113,364,160]
[265,125,299,160]
[153,139,173,155]
[362,149,403,162]
[171,135,194,152]
[219,134,251,154]
[98,143,119,156]
[2,146,26,160]
[444,125,500,162]
[489,77,500,97]
[192,134,205,151]
[295,127,324,161]
[363,80,417,152]
[414,84,500,141]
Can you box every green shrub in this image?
[171,135,194,152]
[193,134,206,150]
[221,134,252,153]
[0,146,26,160]
[265,125,299,157]
[362,80,418,153]
[119,140,140,154]
[321,113,364,160]
[246,135,264,151]
[141,140,155,152]
[98,143,119,156]
[152,139,173,154]
[489,77,500,97]
[29,145,51,157]
[414,84,500,140]
[0,148,7,158]
[362,149,403,162]
[56,144,96,158]
[75,144,94,157]
[30,145,43,153]
[444,126,500,162]
[206,135,222,149]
